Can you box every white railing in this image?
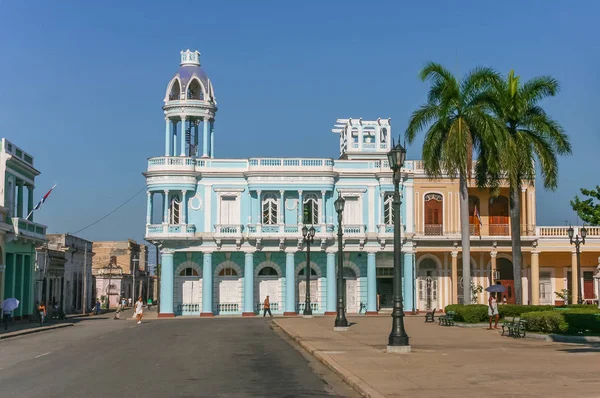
[248,158,334,171]
[214,224,243,236]
[147,156,196,172]
[256,302,280,312]
[342,224,367,237]
[217,303,239,313]
[246,223,334,237]
[11,217,46,241]
[537,226,600,238]
[145,224,196,238]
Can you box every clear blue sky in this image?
[1,0,598,247]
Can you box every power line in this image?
[71,186,146,235]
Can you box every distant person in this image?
[38,302,47,326]
[3,309,12,330]
[147,297,152,310]
[128,297,133,307]
[488,292,499,330]
[114,300,122,320]
[135,297,144,324]
[263,296,272,318]
[95,298,101,315]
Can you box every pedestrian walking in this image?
[95,298,101,315]
[263,295,273,318]
[3,310,12,330]
[488,292,499,330]
[128,297,133,307]
[135,296,144,324]
[114,301,122,320]
[147,297,152,310]
[38,302,47,326]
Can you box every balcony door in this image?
[342,196,361,225]
[489,196,509,235]
[424,193,443,235]
[219,196,239,226]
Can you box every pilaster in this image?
[451,251,458,304]
[325,252,336,315]
[531,250,540,305]
[165,117,171,156]
[158,250,175,317]
[201,252,214,316]
[284,252,296,315]
[242,252,255,316]
[366,252,377,314]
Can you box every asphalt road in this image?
[0,316,358,397]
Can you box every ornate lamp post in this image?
[568,225,587,305]
[386,141,410,352]
[334,196,349,329]
[302,225,316,316]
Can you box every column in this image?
[165,117,171,156]
[531,251,540,305]
[181,190,187,224]
[146,192,152,225]
[366,252,377,314]
[16,181,24,218]
[257,190,262,227]
[320,190,326,225]
[180,116,187,156]
[405,181,414,233]
[451,251,458,304]
[201,253,213,316]
[298,190,303,224]
[194,122,199,157]
[243,252,255,316]
[163,190,169,223]
[172,119,178,157]
[571,251,578,305]
[202,118,209,157]
[158,251,174,317]
[284,252,296,315]
[403,252,414,312]
[325,252,336,314]
[491,251,497,283]
[210,119,215,158]
[27,185,34,219]
[279,190,284,225]
[521,187,527,234]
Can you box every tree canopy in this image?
[570,186,600,225]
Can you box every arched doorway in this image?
[343,268,358,313]
[489,196,509,235]
[174,266,202,316]
[297,265,319,313]
[424,193,443,235]
[417,258,438,311]
[496,258,515,304]
[255,265,282,313]
[214,263,242,314]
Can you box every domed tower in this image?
[163,50,218,158]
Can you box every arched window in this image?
[258,267,278,276]
[303,193,319,224]
[169,195,181,224]
[298,267,317,276]
[343,268,356,278]
[218,267,238,276]
[186,79,204,100]
[383,193,394,225]
[169,79,181,100]
[489,196,509,235]
[380,127,388,143]
[363,128,375,143]
[351,128,359,143]
[179,267,199,276]
[262,193,278,225]
[424,193,443,235]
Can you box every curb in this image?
[0,323,73,340]
[453,322,490,328]
[526,332,600,344]
[272,320,385,398]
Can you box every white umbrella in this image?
[2,298,20,312]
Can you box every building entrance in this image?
[376,267,393,309]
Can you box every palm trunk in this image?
[459,172,471,304]
[509,184,523,305]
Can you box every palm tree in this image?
[406,62,501,305]
[486,70,571,304]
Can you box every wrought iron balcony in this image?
[424,224,443,236]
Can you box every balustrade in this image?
[217,303,239,313]
[256,302,280,312]
[424,224,443,236]
[297,302,319,312]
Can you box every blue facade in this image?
[145,51,417,317]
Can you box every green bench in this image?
[501,316,526,337]
[438,310,455,326]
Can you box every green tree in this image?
[406,62,501,304]
[570,186,600,225]
[486,70,571,304]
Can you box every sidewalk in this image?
[273,316,600,398]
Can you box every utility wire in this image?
[71,186,146,235]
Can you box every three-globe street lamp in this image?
[334,196,349,328]
[386,140,410,352]
[568,225,587,305]
[302,225,316,316]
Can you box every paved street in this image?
[0,314,357,397]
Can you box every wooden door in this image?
[489,196,509,235]
[583,271,594,300]
[499,280,516,304]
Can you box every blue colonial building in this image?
[145,50,418,317]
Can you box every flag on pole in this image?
[26,184,56,220]
[474,205,483,227]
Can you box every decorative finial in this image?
[180,49,201,66]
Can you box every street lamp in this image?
[568,225,587,305]
[334,196,349,329]
[302,225,316,315]
[386,140,410,352]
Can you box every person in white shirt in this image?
[135,297,144,324]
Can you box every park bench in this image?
[425,308,436,323]
[508,319,527,338]
[501,316,519,336]
[438,310,455,326]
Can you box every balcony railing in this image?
[216,303,239,313]
[145,224,196,238]
[256,302,280,312]
[537,226,600,238]
[342,224,367,238]
[424,224,443,236]
[147,156,196,172]
[11,217,46,241]
[214,224,243,237]
[469,224,479,236]
[246,223,335,238]
[175,303,201,315]
[489,224,510,236]
[297,302,319,312]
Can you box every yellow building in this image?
[411,161,600,309]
